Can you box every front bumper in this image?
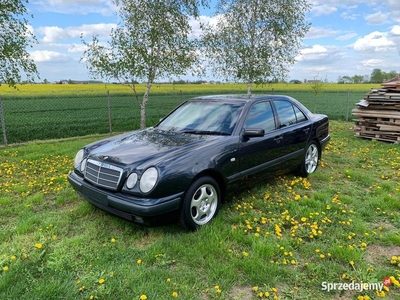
[321,134,331,149]
[68,171,183,225]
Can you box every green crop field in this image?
[0,83,377,145]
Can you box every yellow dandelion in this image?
[242,251,249,257]
[172,291,178,297]
[137,259,142,265]
[253,286,259,291]
[34,243,42,249]
[320,254,325,259]
[111,238,116,243]
[3,266,9,271]
[98,278,105,284]
[140,295,147,300]
[167,278,171,282]
[10,255,16,260]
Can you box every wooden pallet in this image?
[354,134,400,144]
[352,80,400,144]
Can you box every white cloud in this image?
[296,45,328,61]
[361,59,384,67]
[389,25,400,54]
[30,50,69,62]
[310,4,337,16]
[365,11,389,25]
[189,15,215,38]
[305,27,339,39]
[353,31,396,52]
[340,11,360,20]
[67,44,87,53]
[37,23,116,43]
[390,25,400,36]
[387,0,400,10]
[336,32,358,41]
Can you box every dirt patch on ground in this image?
[365,244,400,265]
[229,286,254,300]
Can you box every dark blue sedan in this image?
[68,95,330,230]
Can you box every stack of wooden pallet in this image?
[352,75,400,144]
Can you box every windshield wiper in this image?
[181,130,230,136]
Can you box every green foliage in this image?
[0,0,39,87]
[370,68,398,83]
[201,0,311,94]
[309,75,326,113]
[81,0,207,128]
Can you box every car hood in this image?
[88,128,218,167]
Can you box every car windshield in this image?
[156,100,244,135]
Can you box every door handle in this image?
[274,135,283,143]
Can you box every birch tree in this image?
[201,0,310,95]
[0,0,39,87]
[82,0,207,129]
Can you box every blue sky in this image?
[25,0,400,83]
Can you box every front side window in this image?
[245,101,276,133]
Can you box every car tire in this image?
[298,141,319,177]
[179,176,221,231]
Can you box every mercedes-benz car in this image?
[68,94,330,230]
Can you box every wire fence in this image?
[0,89,365,145]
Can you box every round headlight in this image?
[74,149,84,170]
[140,167,158,193]
[126,173,138,189]
[80,158,87,173]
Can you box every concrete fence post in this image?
[0,95,8,146]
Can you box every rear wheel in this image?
[298,141,319,177]
[179,176,221,231]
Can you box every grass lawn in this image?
[0,121,399,299]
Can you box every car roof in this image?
[189,94,293,103]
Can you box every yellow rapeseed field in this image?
[0,82,377,97]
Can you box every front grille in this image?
[84,159,123,191]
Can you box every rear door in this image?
[272,100,312,170]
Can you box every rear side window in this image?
[293,105,307,123]
[274,100,307,127]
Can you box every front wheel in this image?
[298,141,319,177]
[179,176,221,231]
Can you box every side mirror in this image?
[243,128,265,138]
